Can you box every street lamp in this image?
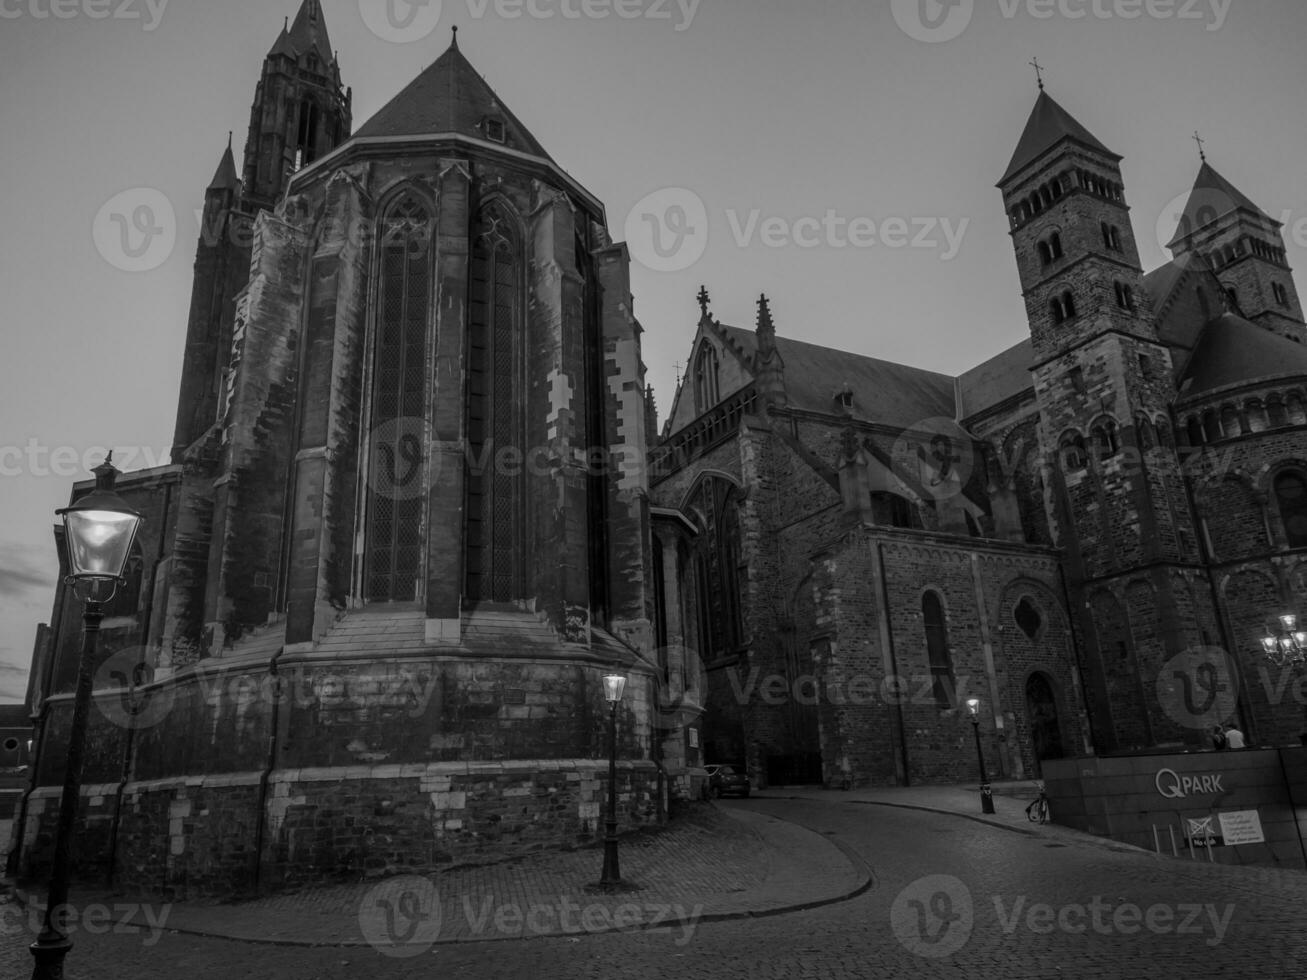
[30,454,141,980]
[965,697,995,815]
[599,673,627,888]
[1259,613,1307,668]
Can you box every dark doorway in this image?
[1025,672,1064,776]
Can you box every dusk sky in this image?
[1,0,1305,702]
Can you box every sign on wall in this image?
[1185,816,1222,848]
[1218,809,1266,846]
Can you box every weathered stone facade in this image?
[649,91,1307,790]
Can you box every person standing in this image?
[1224,724,1246,749]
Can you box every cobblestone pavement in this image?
[3,794,1305,979]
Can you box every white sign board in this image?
[1218,809,1266,846]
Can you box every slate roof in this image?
[1178,313,1307,400]
[208,142,239,191]
[956,339,1034,418]
[1000,91,1118,185]
[354,38,552,160]
[269,0,335,66]
[715,324,957,427]
[1166,162,1274,248]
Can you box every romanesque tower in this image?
[1167,161,1306,343]
[999,88,1215,750]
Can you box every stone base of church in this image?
[16,760,662,900]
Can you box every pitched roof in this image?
[1000,91,1118,185]
[354,38,552,159]
[208,141,239,191]
[957,338,1034,418]
[716,324,957,427]
[1166,162,1274,248]
[1179,313,1307,399]
[268,0,335,65]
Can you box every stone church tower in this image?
[998,89,1218,750]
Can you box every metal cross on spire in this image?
[1193,130,1207,163]
[1029,57,1046,91]
[697,284,711,318]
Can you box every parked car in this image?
[707,763,750,798]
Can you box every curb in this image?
[10,810,874,949]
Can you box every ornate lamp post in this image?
[1260,613,1307,668]
[965,697,995,815]
[599,673,626,888]
[31,455,141,980]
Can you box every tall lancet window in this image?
[365,194,432,602]
[465,202,525,602]
[695,344,720,414]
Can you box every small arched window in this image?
[1060,431,1088,473]
[1038,241,1053,267]
[1093,419,1120,460]
[922,591,955,709]
[1274,471,1307,548]
[1186,417,1204,447]
[1049,233,1063,260]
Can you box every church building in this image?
[15,2,1307,896]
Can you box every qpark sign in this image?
[1154,768,1224,800]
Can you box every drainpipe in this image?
[1057,561,1098,756]
[251,646,286,896]
[875,541,911,785]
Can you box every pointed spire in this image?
[451,25,459,50]
[999,90,1118,186]
[756,293,776,354]
[697,285,712,324]
[271,0,335,66]
[208,135,240,191]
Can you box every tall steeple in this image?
[754,294,786,408]
[242,0,352,210]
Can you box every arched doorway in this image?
[1025,673,1064,776]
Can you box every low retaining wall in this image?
[19,759,661,898]
[1043,748,1307,870]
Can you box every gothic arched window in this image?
[694,344,720,414]
[686,477,743,661]
[1275,471,1307,548]
[365,194,432,602]
[922,591,955,708]
[465,201,525,602]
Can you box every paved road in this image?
[3,797,1304,979]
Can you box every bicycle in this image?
[1026,781,1050,824]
